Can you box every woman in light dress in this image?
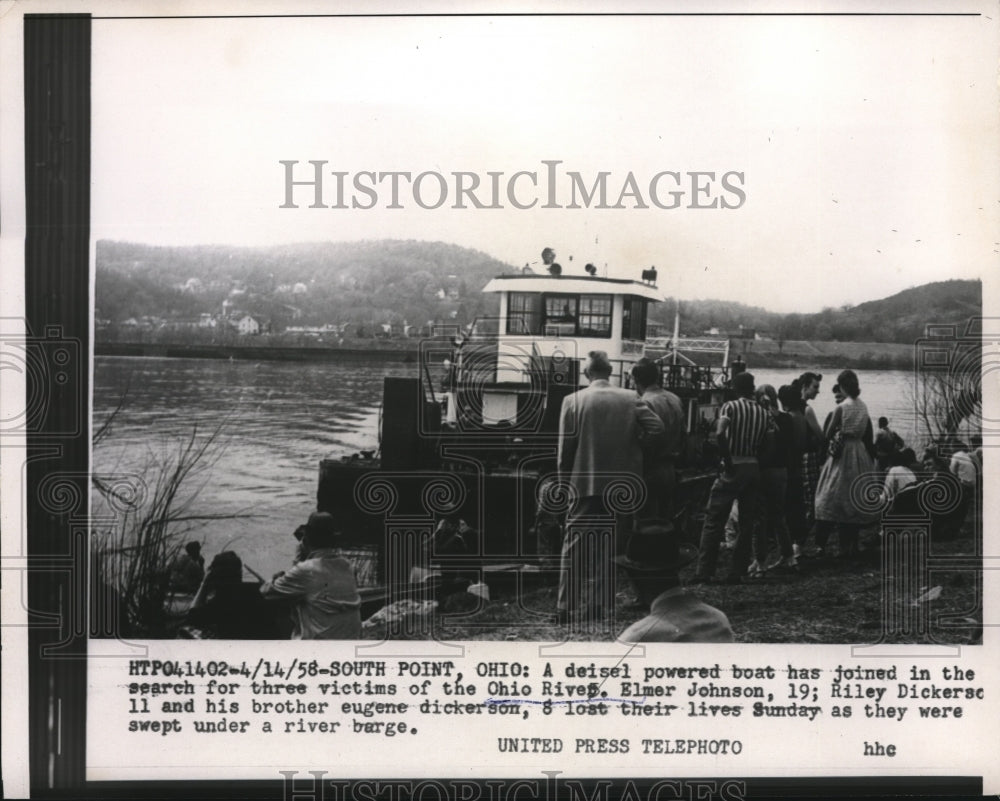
[813,369,878,557]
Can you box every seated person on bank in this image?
[615,520,734,643]
[886,457,962,541]
[879,447,919,506]
[168,541,205,594]
[185,551,282,639]
[409,516,473,584]
[261,511,362,639]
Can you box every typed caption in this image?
[86,641,991,781]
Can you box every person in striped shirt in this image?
[693,372,772,584]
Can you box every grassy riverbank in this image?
[365,521,981,645]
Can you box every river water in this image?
[93,356,924,579]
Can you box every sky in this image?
[89,6,999,313]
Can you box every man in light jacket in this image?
[261,511,361,639]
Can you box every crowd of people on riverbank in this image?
[629,361,982,586]
[720,369,978,579]
[552,351,982,640]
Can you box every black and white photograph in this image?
[1,0,998,796]
[79,5,990,645]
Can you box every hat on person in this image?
[306,511,338,539]
[612,519,697,573]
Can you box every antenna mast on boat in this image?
[672,299,680,365]
[593,234,609,277]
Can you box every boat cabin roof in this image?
[482,274,664,303]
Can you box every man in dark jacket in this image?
[632,358,685,524]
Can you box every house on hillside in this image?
[232,314,260,336]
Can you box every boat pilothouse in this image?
[440,268,664,432]
[488,272,661,378]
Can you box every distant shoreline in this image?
[743,354,910,370]
[95,342,418,363]
[95,339,914,370]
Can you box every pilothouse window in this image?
[577,295,612,337]
[544,296,579,324]
[621,297,648,341]
[547,294,610,337]
[507,291,614,338]
[507,292,542,334]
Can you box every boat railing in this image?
[658,362,731,394]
